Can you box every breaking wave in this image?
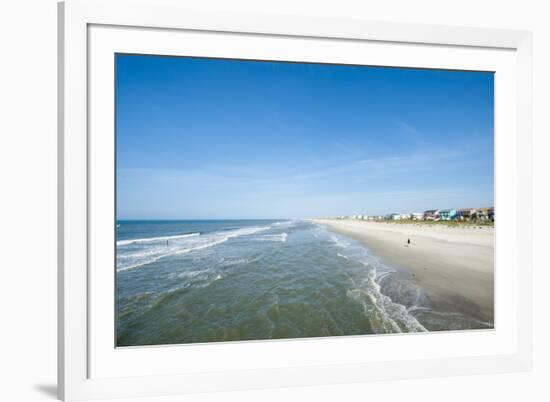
[117,226,270,272]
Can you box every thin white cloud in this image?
[398,121,422,137]
[291,149,466,182]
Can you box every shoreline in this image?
[311,219,494,321]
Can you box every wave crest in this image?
[117,225,270,272]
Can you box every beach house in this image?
[423,209,439,220]
[477,209,488,220]
[457,208,477,221]
[478,207,494,221]
[438,209,458,220]
[411,213,423,220]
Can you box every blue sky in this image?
[116,54,494,220]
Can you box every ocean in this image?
[116,219,491,346]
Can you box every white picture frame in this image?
[58,0,533,400]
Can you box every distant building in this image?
[457,208,477,220]
[423,209,439,220]
[400,213,411,220]
[411,213,423,220]
[439,209,458,221]
[478,207,494,221]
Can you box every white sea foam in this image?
[253,233,288,242]
[330,235,350,249]
[117,225,270,272]
[219,257,250,267]
[117,232,200,246]
[336,252,349,260]
[345,266,426,333]
[328,228,426,333]
[375,270,396,282]
[272,220,295,228]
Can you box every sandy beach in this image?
[312,219,494,322]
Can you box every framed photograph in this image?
[58,0,533,400]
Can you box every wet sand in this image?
[311,219,494,321]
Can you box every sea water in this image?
[116,220,491,346]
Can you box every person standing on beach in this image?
[407,238,410,246]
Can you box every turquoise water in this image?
[116,219,490,347]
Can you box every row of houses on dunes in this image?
[419,207,494,221]
[337,207,494,222]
